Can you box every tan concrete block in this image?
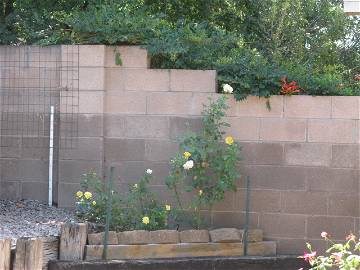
[124,69,170,91]
[307,216,355,240]
[284,96,331,118]
[179,230,210,243]
[79,67,105,90]
[105,68,125,91]
[211,212,259,229]
[225,117,260,141]
[242,165,306,190]
[147,92,193,115]
[280,191,327,215]
[0,181,20,199]
[79,45,105,67]
[209,228,241,243]
[59,138,103,161]
[240,142,284,165]
[105,91,146,114]
[105,138,145,161]
[212,191,235,211]
[0,137,21,158]
[104,115,126,137]
[85,241,276,260]
[59,160,102,183]
[307,167,358,193]
[169,116,202,140]
[144,140,178,161]
[118,230,150,245]
[1,159,48,181]
[308,119,357,143]
[259,213,306,238]
[285,143,331,166]
[332,96,359,119]
[260,118,306,142]
[105,46,149,68]
[328,193,358,217]
[88,231,118,245]
[21,182,48,201]
[235,189,281,212]
[57,183,81,208]
[79,91,104,114]
[149,230,180,244]
[170,69,217,92]
[77,114,104,137]
[123,116,169,139]
[331,144,359,168]
[273,238,309,255]
[239,229,263,243]
[234,96,283,117]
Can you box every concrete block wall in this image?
[0,45,359,256]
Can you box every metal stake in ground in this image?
[243,176,251,256]
[102,166,114,260]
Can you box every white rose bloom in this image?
[183,160,194,170]
[146,169,153,175]
[223,84,233,94]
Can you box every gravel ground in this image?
[0,199,77,244]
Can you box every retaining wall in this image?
[0,45,359,255]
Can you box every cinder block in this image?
[332,96,359,119]
[105,68,125,91]
[79,45,105,67]
[59,160,102,183]
[105,91,146,114]
[79,67,105,91]
[170,69,217,92]
[0,137,21,158]
[105,138,145,161]
[212,191,235,211]
[105,46,149,68]
[147,92,193,115]
[1,159,48,181]
[0,181,20,199]
[144,139,179,161]
[308,119,357,143]
[21,137,49,160]
[284,96,331,118]
[275,238,310,255]
[59,138,103,161]
[280,191,327,215]
[240,142,284,165]
[307,216,355,240]
[235,189,281,213]
[209,228,241,243]
[211,212,259,229]
[285,143,331,166]
[124,69,170,91]
[21,181,48,201]
[259,213,306,238]
[243,165,306,190]
[328,193,358,217]
[104,115,126,137]
[118,230,150,245]
[57,183,81,208]
[260,118,306,142]
[235,96,283,118]
[225,117,260,141]
[307,167,358,193]
[331,144,359,168]
[239,229,263,242]
[77,114,104,137]
[123,116,170,139]
[169,116,203,140]
[78,91,104,114]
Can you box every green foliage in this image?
[166,94,241,229]
[76,170,170,231]
[304,233,360,269]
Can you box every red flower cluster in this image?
[280,77,301,95]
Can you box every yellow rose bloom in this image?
[76,191,83,198]
[142,216,150,224]
[92,201,96,206]
[165,205,171,211]
[84,191,92,200]
[199,190,203,196]
[225,136,234,145]
[183,151,191,159]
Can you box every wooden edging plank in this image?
[0,238,11,270]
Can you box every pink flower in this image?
[321,231,328,238]
[303,251,317,262]
[346,234,356,241]
[332,252,343,262]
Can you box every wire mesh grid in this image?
[0,45,79,149]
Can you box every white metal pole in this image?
[48,106,55,207]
